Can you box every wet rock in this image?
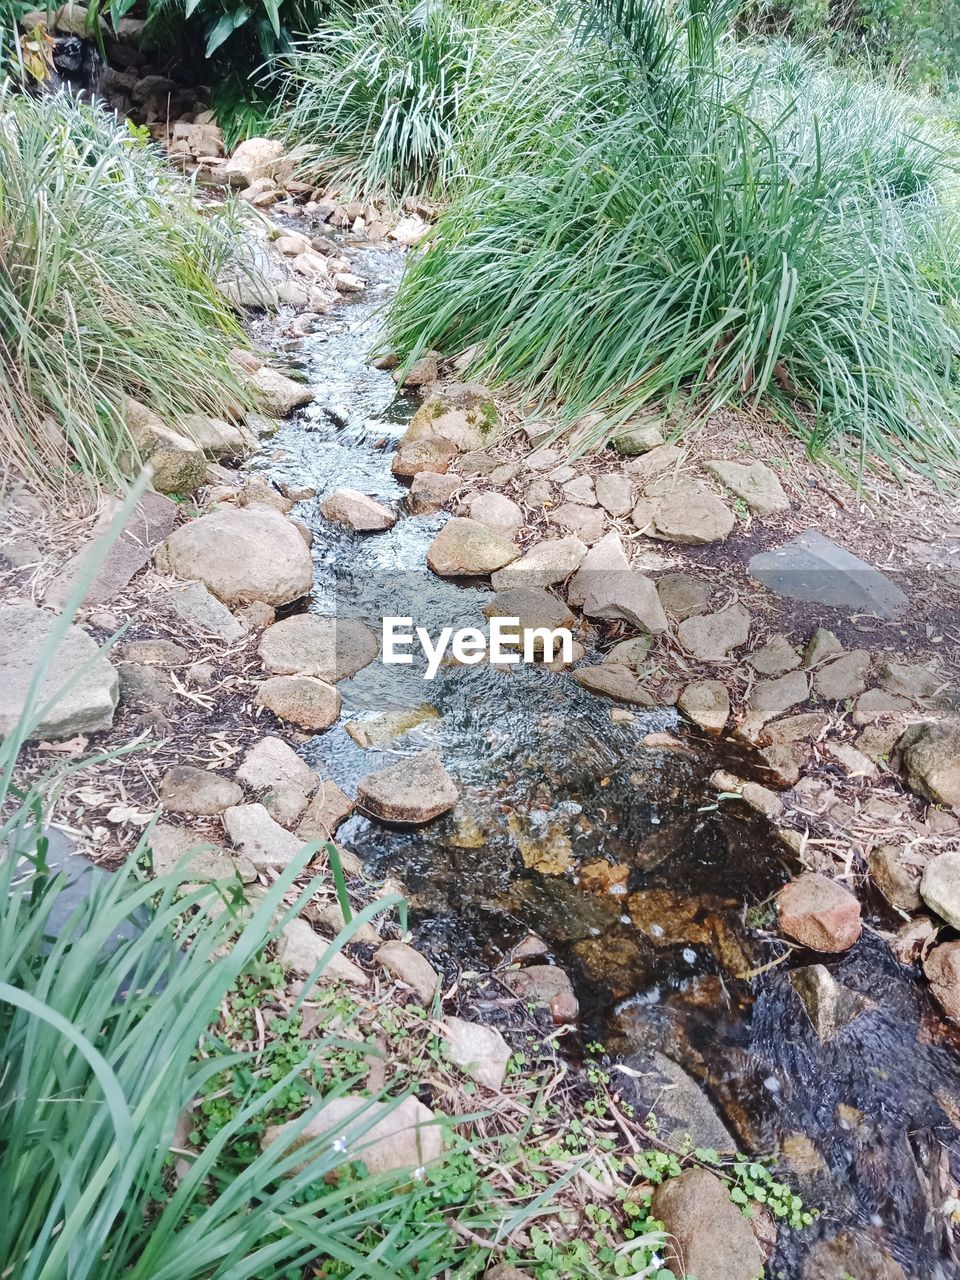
[652,1168,764,1280]
[678,680,730,734]
[582,568,668,634]
[157,508,312,607]
[749,529,909,620]
[297,780,354,841]
[392,434,459,477]
[549,502,606,544]
[147,824,256,882]
[789,964,873,1040]
[896,719,960,806]
[748,670,809,724]
[566,530,630,606]
[468,492,524,536]
[505,964,579,1023]
[678,603,751,661]
[803,627,843,667]
[345,706,439,748]
[255,675,341,731]
[482,588,573,646]
[357,751,458,825]
[160,766,243,815]
[777,873,861,952]
[923,941,960,1021]
[704,459,789,515]
[319,488,396,531]
[814,650,871,701]
[656,572,712,620]
[118,662,180,714]
[594,472,634,516]
[610,421,664,454]
[258,615,379,682]
[491,536,587,590]
[748,634,801,677]
[222,803,303,869]
[869,844,925,911]
[157,580,245,642]
[852,687,911,726]
[427,518,518,576]
[376,940,440,1004]
[878,659,943,701]
[573,664,654,706]
[639,477,735,544]
[263,1094,442,1175]
[249,366,315,416]
[920,850,960,929]
[408,470,460,513]
[236,735,316,794]
[443,1017,511,1090]
[803,1232,907,1280]
[618,1048,736,1150]
[278,918,369,987]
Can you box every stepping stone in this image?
[236,736,317,793]
[678,603,751,661]
[357,751,458,825]
[482,587,573,640]
[491,536,586,590]
[549,502,606,544]
[319,489,396,531]
[573,664,654,706]
[426,518,518,576]
[704,459,789,516]
[814,650,871,701]
[636,478,735,545]
[258,615,379,682]
[222,803,303,868]
[157,580,245,642]
[748,669,809,723]
[749,529,908,620]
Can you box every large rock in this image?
[777,873,862,952]
[748,670,809,723]
[581,569,667,634]
[920,850,960,928]
[443,1017,512,1090]
[392,435,459,477]
[467,492,523,536]
[566,530,630,605]
[651,1168,764,1280]
[678,603,751,661]
[255,675,341,731]
[404,398,493,453]
[156,508,312,607]
[635,478,734,544]
[0,604,118,740]
[124,398,205,495]
[357,751,458,825]
[258,615,379,682]
[249,366,314,416]
[749,529,909,620]
[180,413,255,460]
[262,1094,443,1176]
[704,459,789,515]
[159,766,243,815]
[224,137,289,186]
[491,536,586,591]
[677,680,730,734]
[923,941,960,1022]
[319,489,396,532]
[426,518,518,576]
[222,803,303,868]
[896,720,960,806]
[408,471,460,514]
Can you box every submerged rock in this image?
[803,1231,907,1280]
[651,1168,764,1280]
[777,873,862,953]
[616,1049,737,1152]
[789,964,873,1040]
[357,750,458,825]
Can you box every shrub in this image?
[0,90,252,490]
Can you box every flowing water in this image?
[252,239,960,1279]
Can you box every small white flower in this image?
[412,1165,426,1181]
[332,1135,348,1154]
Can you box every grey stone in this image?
[118,662,180,713]
[408,471,460,514]
[640,478,735,544]
[748,634,801,677]
[357,751,458,825]
[249,365,314,416]
[749,670,810,723]
[427,518,518,576]
[561,474,597,506]
[618,1049,736,1152]
[677,680,730,734]
[122,638,190,666]
[870,845,925,911]
[160,766,243,815]
[610,421,665,455]
[678,603,751,661]
[896,719,960,806]
[467,492,524,536]
[297,780,354,841]
[921,850,960,927]
[566,530,629,606]
[222,803,303,869]
[814,650,871,701]
[572,664,654,706]
[443,1017,512,1090]
[704,459,789,515]
[657,572,712,620]
[594,472,634,516]
[236,736,316,793]
[749,529,909,620]
[147,823,256,882]
[852,688,911,726]
[376,940,440,1003]
[548,502,606,544]
[878,660,943,701]
[582,570,668,634]
[490,536,587,591]
[278,918,369,986]
[258,615,379,682]
[803,627,843,667]
[157,581,245,642]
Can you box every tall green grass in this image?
[389,2,960,481]
[0,91,252,491]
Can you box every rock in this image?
[777,873,862,952]
[924,941,960,1021]
[610,421,664,454]
[237,601,275,631]
[749,529,909,620]
[741,780,783,818]
[276,280,310,306]
[825,741,877,778]
[319,489,396,531]
[249,366,314,416]
[467,492,523,536]
[357,751,458,825]
[803,628,843,667]
[678,603,751,661]
[505,965,579,1022]
[278,918,369,987]
[561,474,597,506]
[157,508,312,607]
[482,588,573,647]
[573,664,653,706]
[160,766,243,815]
[180,413,255,460]
[678,680,730,734]
[376,940,440,1003]
[157,581,245,643]
[604,635,653,669]
[869,845,925,911]
[222,803,303,869]
[224,137,288,186]
[426,518,518,576]
[852,688,911,726]
[920,850,960,928]
[297,780,355,841]
[255,675,341,731]
[704,459,789,515]
[395,351,440,387]
[803,1232,906,1280]
[594,472,634,516]
[408,471,460,514]
[239,474,295,514]
[392,435,459,477]
[619,1049,736,1151]
[124,398,205,494]
[567,531,630,605]
[443,1017,511,1089]
[748,635,801,677]
[123,639,190,666]
[878,660,943,701]
[492,536,587,591]
[762,712,829,745]
[789,964,872,1040]
[147,824,256,882]
[651,1168,764,1280]
[404,398,494,453]
[262,1094,442,1176]
[262,783,310,829]
[258,615,379,682]
[236,736,316,794]
[484,1266,529,1280]
[639,478,735,544]
[0,604,118,740]
[548,502,606,544]
[814,650,871,701]
[748,670,810,723]
[581,568,667,634]
[656,572,712,620]
[896,720,960,806]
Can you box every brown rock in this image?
[255,675,341,731]
[651,1168,764,1280]
[357,751,458,825]
[392,434,459,477]
[376,940,440,1004]
[427,518,518,576]
[505,965,578,1021]
[468,491,524,536]
[869,844,925,911]
[896,719,960,806]
[297,780,354,841]
[549,502,606,544]
[319,488,396,531]
[407,470,460,514]
[159,765,242,815]
[924,941,960,1021]
[777,873,862,952]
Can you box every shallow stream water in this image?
[253,240,960,1279]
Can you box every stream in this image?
[251,238,960,1279]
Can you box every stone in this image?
[640,478,735,544]
[239,474,294,513]
[803,628,843,667]
[262,1094,442,1176]
[223,137,288,186]
[236,736,317,794]
[160,766,243,815]
[157,581,245,643]
[278,918,369,987]
[814,651,871,701]
[741,780,783,818]
[924,941,960,1022]
[405,403,490,454]
[482,588,573,646]
[123,639,190,666]
[147,824,256,882]
[678,603,751,661]
[677,680,730,734]
[426,518,518,577]
[255,675,341,731]
[237,601,275,630]
[357,751,458,825]
[777,873,862,952]
[825,741,877,778]
[408,471,460,514]
[443,1017,511,1090]
[156,508,312,607]
[549,502,606,544]
[376,940,440,1003]
[704,459,789,515]
[297,780,355,841]
[610,421,665,455]
[619,1049,736,1151]
[565,530,628,604]
[789,964,872,1040]
[803,1232,906,1280]
[604,635,654,670]
[594,472,634,516]
[505,965,579,1022]
[748,670,810,723]
[262,784,310,829]
[222,803,303,869]
[852,688,911,726]
[581,569,667,634]
[748,635,801,677]
[920,850,960,928]
[651,1168,764,1280]
[249,366,314,416]
[392,435,459,477]
[467,492,523,536]
[897,720,960,806]
[573,664,654,706]
[276,280,310,307]
[561,474,597,506]
[258,615,379,682]
[749,529,909,620]
[878,660,943,701]
[869,845,925,911]
[124,398,205,494]
[656,572,712,620]
[395,351,440,387]
[319,489,396,531]
[180,413,255,460]
[490,537,587,591]
[762,712,829,745]
[0,604,118,740]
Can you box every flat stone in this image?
[123,638,190,666]
[749,670,810,723]
[147,823,256,882]
[548,502,606,544]
[789,964,872,1040]
[777,873,862,952]
[490,536,587,591]
[870,844,925,911]
[852,688,912,726]
[160,766,243,815]
[262,1093,442,1175]
[677,680,730,734]
[443,1017,512,1090]
[652,1168,764,1280]
[157,581,245,642]
[924,941,960,1022]
[803,628,843,667]
[261,783,310,829]
[504,964,579,1023]
[762,712,830,745]
[468,492,524,536]
[222,802,303,868]
[566,530,630,606]
[236,735,316,793]
[258,615,379,682]
[319,489,396,531]
[582,569,667,634]
[641,478,734,544]
[561,474,597,506]
[255,675,341,731]
[657,572,712,620]
[392,435,459,477]
[376,940,440,1003]
[748,634,801,677]
[825,741,877,778]
[814,651,871,701]
[297,780,354,841]
[427,518,518,576]
[594,473,634,516]
[803,1232,907,1280]
[482,588,573,644]
[704,459,789,515]
[357,751,458,825]
[749,529,909,620]
[896,720,960,806]
[624,443,682,481]
[878,660,943,701]
[604,635,654,669]
[610,421,665,455]
[678,603,751,661]
[572,664,654,706]
[248,365,315,416]
[407,471,460,514]
[278,918,369,986]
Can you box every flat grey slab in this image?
[749,529,908,620]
